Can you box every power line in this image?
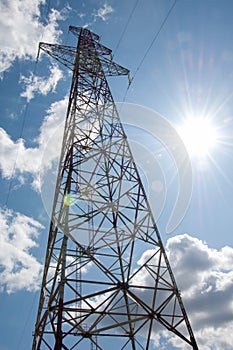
[123,0,178,101]
[113,0,140,58]
[4,61,38,208]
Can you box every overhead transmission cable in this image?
[122,0,178,102]
[4,60,39,209]
[113,0,140,58]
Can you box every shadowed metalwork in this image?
[32,26,198,350]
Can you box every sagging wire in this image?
[112,0,140,59]
[123,0,178,103]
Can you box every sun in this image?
[177,116,219,159]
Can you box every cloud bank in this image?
[0,96,67,190]
[155,234,233,349]
[0,208,44,293]
[0,0,68,76]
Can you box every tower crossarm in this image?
[39,43,77,70]
[39,41,129,77]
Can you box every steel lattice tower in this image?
[32,26,198,350]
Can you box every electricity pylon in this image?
[32,26,198,350]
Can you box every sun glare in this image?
[178,117,219,159]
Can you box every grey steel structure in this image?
[32,26,198,350]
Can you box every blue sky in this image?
[1,0,233,349]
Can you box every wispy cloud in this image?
[0,208,44,293]
[81,2,114,28]
[20,64,64,102]
[0,0,69,77]
[93,2,114,22]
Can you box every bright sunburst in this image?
[177,116,219,159]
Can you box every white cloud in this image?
[93,2,114,22]
[20,64,64,102]
[0,208,44,293]
[161,234,233,349]
[0,0,68,76]
[0,96,67,190]
[81,2,114,28]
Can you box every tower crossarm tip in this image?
[39,42,77,70]
[96,55,130,76]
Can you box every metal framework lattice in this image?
[32,26,198,350]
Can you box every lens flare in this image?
[63,193,77,206]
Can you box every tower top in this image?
[38,25,130,77]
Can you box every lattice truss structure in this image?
[32,26,198,350]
